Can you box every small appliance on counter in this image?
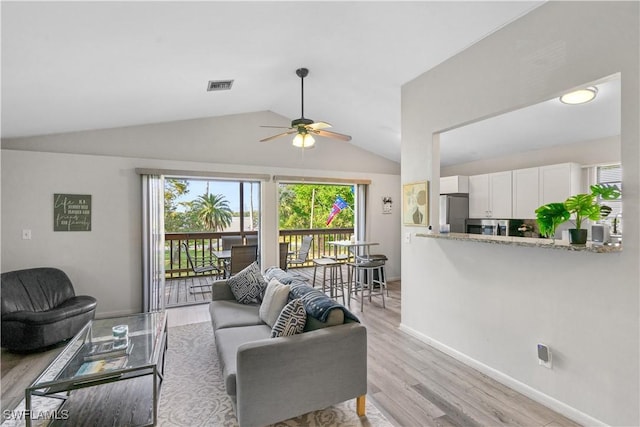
[465,219,524,236]
[591,224,611,244]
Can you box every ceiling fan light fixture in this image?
[292,133,315,148]
[559,86,598,104]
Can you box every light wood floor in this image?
[1,269,581,426]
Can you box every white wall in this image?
[1,112,401,317]
[441,135,620,177]
[1,110,400,175]
[401,2,638,426]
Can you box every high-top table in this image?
[327,240,379,262]
[24,311,167,427]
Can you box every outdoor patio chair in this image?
[221,236,243,250]
[279,242,290,270]
[182,242,222,292]
[287,235,313,269]
[229,244,259,276]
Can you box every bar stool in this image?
[312,258,345,304]
[352,254,388,296]
[347,259,386,311]
[367,254,388,295]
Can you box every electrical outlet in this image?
[537,343,552,369]
[22,229,32,240]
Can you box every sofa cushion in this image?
[210,300,262,330]
[227,262,267,304]
[258,279,291,328]
[214,325,272,396]
[271,298,306,338]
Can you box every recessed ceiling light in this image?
[559,86,598,104]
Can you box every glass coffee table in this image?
[25,311,167,427]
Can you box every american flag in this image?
[326,196,349,225]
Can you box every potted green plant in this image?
[535,184,621,245]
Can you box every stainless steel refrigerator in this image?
[439,194,469,233]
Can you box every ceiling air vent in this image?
[207,80,234,91]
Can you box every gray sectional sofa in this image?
[209,267,367,427]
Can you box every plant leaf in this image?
[535,203,570,238]
[600,205,612,219]
[591,184,621,200]
[564,193,595,213]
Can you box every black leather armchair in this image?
[1,267,97,352]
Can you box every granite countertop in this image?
[415,232,622,253]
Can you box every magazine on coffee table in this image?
[76,356,128,376]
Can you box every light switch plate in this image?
[22,229,32,240]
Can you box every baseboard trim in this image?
[398,323,607,427]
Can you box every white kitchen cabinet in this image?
[440,175,469,194]
[511,162,582,219]
[539,162,582,205]
[512,167,540,219]
[468,171,512,218]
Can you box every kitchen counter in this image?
[415,232,622,253]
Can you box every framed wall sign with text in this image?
[54,194,92,231]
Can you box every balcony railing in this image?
[165,231,258,279]
[279,228,353,268]
[165,228,353,278]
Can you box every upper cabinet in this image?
[512,167,540,219]
[512,163,582,218]
[440,175,469,194]
[539,163,582,206]
[471,163,582,219]
[469,171,512,218]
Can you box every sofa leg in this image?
[356,395,366,416]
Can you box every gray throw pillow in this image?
[259,278,291,327]
[228,262,267,304]
[271,298,306,338]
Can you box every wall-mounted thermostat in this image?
[537,343,552,368]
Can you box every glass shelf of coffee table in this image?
[25,311,167,427]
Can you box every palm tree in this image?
[192,193,233,231]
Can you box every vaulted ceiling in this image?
[2,1,544,162]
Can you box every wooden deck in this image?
[165,276,215,307]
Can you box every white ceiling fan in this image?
[260,68,352,149]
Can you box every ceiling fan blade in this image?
[260,130,297,142]
[260,125,292,129]
[308,121,332,130]
[314,129,352,141]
